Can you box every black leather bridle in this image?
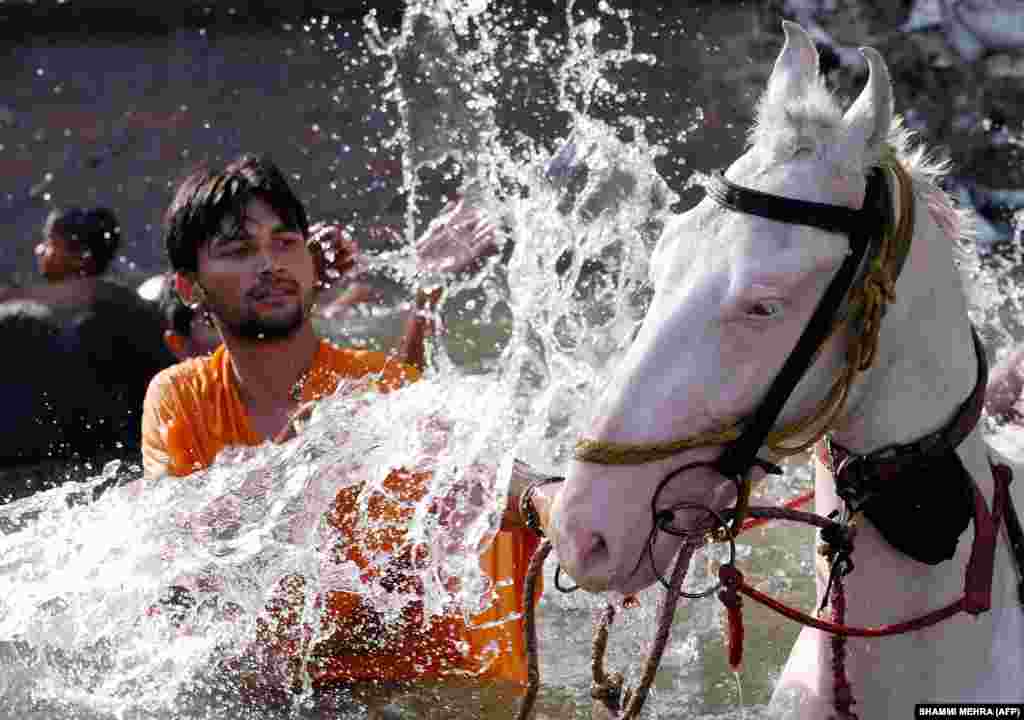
[643,167,892,591]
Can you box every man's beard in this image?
[205,287,317,342]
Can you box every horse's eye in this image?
[747,300,783,319]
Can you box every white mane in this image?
[749,76,977,283]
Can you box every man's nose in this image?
[257,245,280,272]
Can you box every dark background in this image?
[2,0,1022,288]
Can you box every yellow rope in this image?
[572,156,917,536]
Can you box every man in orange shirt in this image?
[140,154,559,695]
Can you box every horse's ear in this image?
[764,21,820,103]
[840,47,893,160]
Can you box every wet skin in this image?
[180,196,317,342]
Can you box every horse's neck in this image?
[798,191,1023,700]
[829,189,979,468]
[813,186,1008,598]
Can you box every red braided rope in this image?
[738,490,815,532]
[733,579,966,637]
[724,464,1010,637]
[829,576,859,720]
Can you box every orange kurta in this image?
[141,339,539,686]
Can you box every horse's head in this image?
[550,21,898,594]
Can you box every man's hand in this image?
[273,401,318,444]
[414,197,499,281]
[310,222,362,286]
[986,345,1024,423]
[503,460,562,533]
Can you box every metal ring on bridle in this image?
[554,563,580,593]
[650,500,735,598]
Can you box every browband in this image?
[705,171,867,236]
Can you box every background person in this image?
[36,206,120,281]
[0,206,174,471]
[1,206,122,306]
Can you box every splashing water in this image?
[3,1,1024,719]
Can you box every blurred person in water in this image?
[37,206,121,282]
[1,206,122,305]
[986,343,1024,424]
[0,206,175,466]
[140,153,560,694]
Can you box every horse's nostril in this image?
[552,511,614,585]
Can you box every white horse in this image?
[549,21,1024,718]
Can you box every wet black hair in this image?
[163,153,310,274]
[44,206,121,275]
[157,275,194,338]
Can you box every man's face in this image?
[193,196,316,342]
[35,231,85,282]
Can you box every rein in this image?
[517,460,1016,720]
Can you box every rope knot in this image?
[718,564,745,672]
[717,564,743,606]
[818,515,857,614]
[591,671,627,710]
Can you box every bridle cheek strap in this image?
[705,168,888,481]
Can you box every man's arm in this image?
[140,370,183,478]
[395,288,441,373]
[395,198,499,373]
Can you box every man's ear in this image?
[174,272,201,306]
[78,251,97,277]
[163,329,189,361]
